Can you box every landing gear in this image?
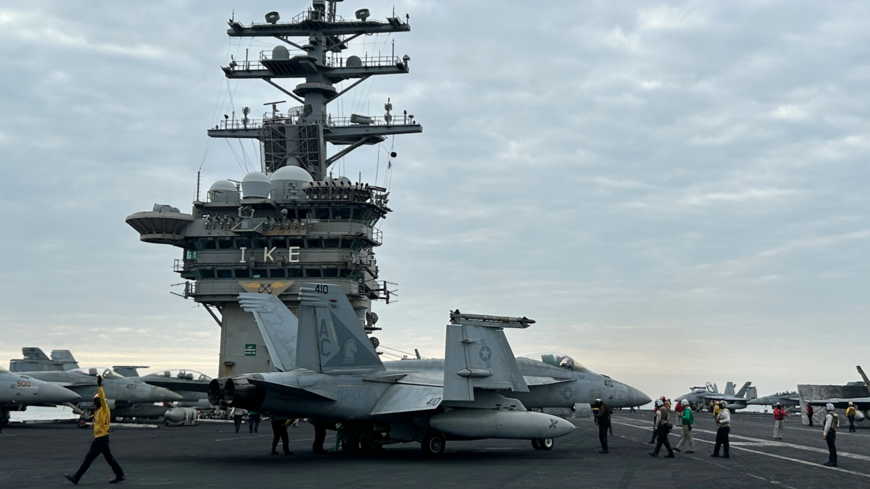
[532,438,554,450]
[421,432,446,456]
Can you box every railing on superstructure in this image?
[214,113,419,132]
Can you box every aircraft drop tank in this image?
[429,410,575,440]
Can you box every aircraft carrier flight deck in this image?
[3,412,868,488]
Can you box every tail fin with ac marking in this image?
[239,293,298,372]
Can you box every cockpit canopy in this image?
[144,369,212,382]
[520,353,587,372]
[74,367,125,379]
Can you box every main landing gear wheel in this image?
[421,432,446,456]
[532,439,542,450]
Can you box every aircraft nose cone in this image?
[630,387,651,407]
[150,386,184,402]
[41,383,81,403]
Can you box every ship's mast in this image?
[208,0,421,180]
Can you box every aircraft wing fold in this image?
[371,384,443,415]
[442,323,528,401]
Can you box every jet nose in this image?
[149,385,184,402]
[630,387,651,407]
[41,383,81,404]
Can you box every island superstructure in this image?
[126,1,421,376]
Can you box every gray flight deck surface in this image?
[3,413,869,488]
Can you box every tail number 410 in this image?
[314,285,329,294]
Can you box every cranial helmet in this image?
[826,403,835,411]
[655,399,664,407]
[681,399,689,406]
[719,400,727,407]
[848,401,854,406]
[776,402,782,407]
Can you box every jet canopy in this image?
[144,369,212,382]
[73,367,126,379]
[520,353,588,372]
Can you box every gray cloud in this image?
[0,1,868,399]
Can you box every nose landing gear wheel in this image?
[534,438,554,450]
[421,432,446,456]
[532,439,542,450]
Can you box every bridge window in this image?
[315,208,330,219]
[333,207,352,219]
[252,269,267,278]
[236,238,251,249]
[323,268,338,278]
[305,269,322,278]
[323,238,340,248]
[199,269,215,279]
[270,238,287,248]
[217,239,234,250]
[288,238,304,248]
[287,269,303,278]
[306,238,322,248]
[270,269,286,278]
[234,269,250,279]
[217,269,233,279]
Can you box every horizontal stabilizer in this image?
[371,384,443,415]
[248,378,335,402]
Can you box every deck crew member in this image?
[846,402,857,432]
[270,415,294,455]
[674,399,694,453]
[649,399,675,458]
[711,400,730,458]
[232,407,248,433]
[65,376,124,485]
[593,399,612,454]
[773,402,787,440]
[823,403,838,467]
[807,403,814,426]
[649,396,666,444]
[249,409,261,433]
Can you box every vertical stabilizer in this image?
[239,293,299,372]
[724,382,736,396]
[858,366,870,390]
[297,283,384,372]
[735,381,752,398]
[10,347,64,372]
[50,350,79,370]
[442,312,530,402]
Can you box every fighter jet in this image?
[209,285,577,455]
[677,381,756,411]
[9,351,184,420]
[114,366,213,409]
[1,366,81,430]
[803,366,870,425]
[384,353,651,415]
[747,391,800,408]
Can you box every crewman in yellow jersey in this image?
[65,375,125,484]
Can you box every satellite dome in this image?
[241,171,271,199]
[272,45,290,61]
[271,166,313,183]
[271,165,313,202]
[207,180,239,204]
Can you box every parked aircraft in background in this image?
[114,366,212,409]
[1,366,81,429]
[677,381,757,411]
[209,286,577,455]
[804,366,870,424]
[747,391,800,408]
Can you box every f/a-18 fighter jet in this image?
[209,284,577,455]
[747,391,800,408]
[113,366,213,409]
[385,351,651,416]
[678,381,756,411]
[1,366,81,431]
[9,351,183,422]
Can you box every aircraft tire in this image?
[531,439,542,450]
[541,438,554,450]
[421,432,446,456]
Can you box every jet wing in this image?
[371,384,443,415]
[807,398,870,409]
[248,378,335,402]
[142,379,210,393]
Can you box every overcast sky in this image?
[0,0,867,402]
